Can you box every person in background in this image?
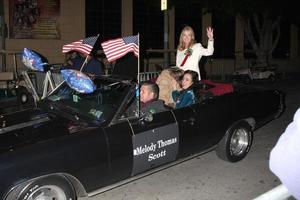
[97,52,115,75]
[172,70,198,109]
[176,25,214,80]
[269,108,300,199]
[156,67,184,107]
[64,51,104,76]
[65,51,85,70]
[84,53,104,76]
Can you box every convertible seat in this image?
[202,80,233,96]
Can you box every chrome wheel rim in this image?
[230,128,249,156]
[21,94,27,103]
[27,185,67,200]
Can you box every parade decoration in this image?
[180,48,193,67]
[184,48,193,56]
[60,69,96,94]
[62,35,99,55]
[62,35,100,72]
[101,35,139,62]
[22,48,49,72]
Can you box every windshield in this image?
[46,78,132,123]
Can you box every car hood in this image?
[0,108,88,154]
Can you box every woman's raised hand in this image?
[206,27,214,41]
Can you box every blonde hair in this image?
[177,26,196,51]
[168,67,184,82]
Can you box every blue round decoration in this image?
[22,48,48,72]
[61,69,96,94]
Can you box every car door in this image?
[190,95,232,148]
[104,120,135,185]
[172,95,232,159]
[171,106,205,158]
[128,110,179,175]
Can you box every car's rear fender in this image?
[224,118,255,136]
[244,117,256,130]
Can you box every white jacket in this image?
[269,108,300,199]
[176,40,214,80]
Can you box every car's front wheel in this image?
[17,86,31,104]
[216,121,253,162]
[6,175,76,200]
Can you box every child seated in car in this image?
[172,70,198,109]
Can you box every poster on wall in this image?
[9,0,60,39]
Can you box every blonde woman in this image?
[176,26,214,80]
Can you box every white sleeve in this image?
[176,49,184,67]
[196,40,214,56]
[176,50,180,67]
[269,108,300,199]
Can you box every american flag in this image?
[101,35,139,62]
[62,35,99,55]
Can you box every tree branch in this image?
[261,12,269,36]
[253,13,262,35]
[245,18,258,50]
[271,16,282,30]
[270,18,281,53]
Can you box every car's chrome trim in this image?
[4,173,86,200]
[87,146,216,197]
[0,117,50,135]
[127,118,135,136]
[109,83,136,126]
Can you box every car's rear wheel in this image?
[6,176,76,200]
[216,121,253,162]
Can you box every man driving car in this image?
[126,81,168,117]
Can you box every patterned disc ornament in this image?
[22,48,48,72]
[60,69,96,94]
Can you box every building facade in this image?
[1,0,299,76]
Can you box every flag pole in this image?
[137,33,140,84]
[136,33,140,117]
[79,55,89,72]
[79,34,99,72]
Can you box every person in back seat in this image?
[176,25,214,80]
[172,70,198,109]
[156,67,184,107]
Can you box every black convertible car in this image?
[0,74,284,200]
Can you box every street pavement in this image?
[86,76,300,200]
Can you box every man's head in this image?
[140,81,159,104]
